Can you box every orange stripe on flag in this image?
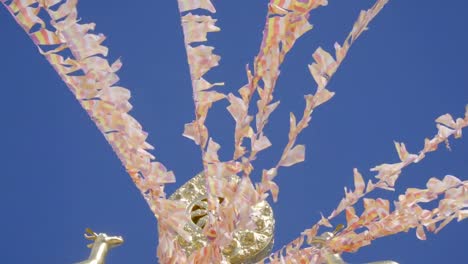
[15,6,44,31]
[30,28,61,45]
[8,0,37,13]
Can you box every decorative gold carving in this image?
[76,228,124,264]
[169,173,275,263]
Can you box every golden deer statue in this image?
[76,228,124,264]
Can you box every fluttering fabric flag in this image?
[2,0,467,263]
[1,0,187,240]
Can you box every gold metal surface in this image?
[76,228,124,264]
[169,173,275,263]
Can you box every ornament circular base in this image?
[169,173,275,263]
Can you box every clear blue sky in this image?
[0,1,467,263]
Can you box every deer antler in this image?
[84,228,97,240]
[84,228,99,249]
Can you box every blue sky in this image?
[0,0,467,263]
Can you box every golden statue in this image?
[76,228,124,264]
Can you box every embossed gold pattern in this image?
[169,173,275,263]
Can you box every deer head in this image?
[84,228,124,249]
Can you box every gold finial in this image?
[169,173,275,263]
[310,231,398,264]
[76,228,124,264]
